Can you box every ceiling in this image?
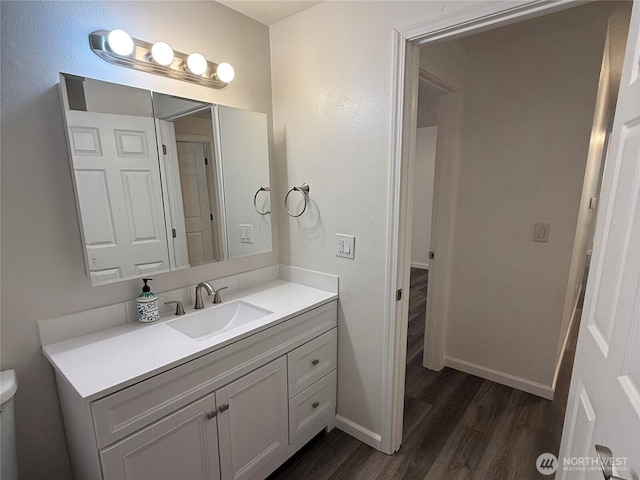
[217,0,324,26]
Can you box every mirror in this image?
[60,75,171,285]
[215,104,272,259]
[59,74,272,286]
[152,94,225,269]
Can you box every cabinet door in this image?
[100,392,220,480]
[216,356,288,480]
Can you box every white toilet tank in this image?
[1,369,18,480]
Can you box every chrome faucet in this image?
[212,286,228,304]
[164,301,185,315]
[194,282,214,309]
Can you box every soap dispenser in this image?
[137,278,160,324]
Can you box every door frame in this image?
[382,0,580,455]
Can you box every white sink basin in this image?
[168,300,273,340]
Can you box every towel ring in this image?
[253,187,271,215]
[285,183,310,217]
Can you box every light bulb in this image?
[186,53,207,76]
[216,63,235,83]
[107,29,134,56]
[150,42,174,66]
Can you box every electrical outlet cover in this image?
[533,222,550,243]
[336,234,355,259]
[240,224,254,244]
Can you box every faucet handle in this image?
[165,301,185,315]
[213,286,228,304]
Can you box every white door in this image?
[66,111,169,284]
[177,141,215,266]
[558,5,640,480]
[100,392,221,480]
[216,357,288,480]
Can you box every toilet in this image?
[1,370,18,480]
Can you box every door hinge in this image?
[210,213,214,221]
[429,251,435,260]
[172,228,177,239]
[162,144,167,155]
[205,157,208,166]
[396,289,403,301]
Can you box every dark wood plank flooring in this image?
[269,268,580,480]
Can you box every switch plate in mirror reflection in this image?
[59,73,273,286]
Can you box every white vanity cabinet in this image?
[51,298,338,480]
[100,392,221,480]
[217,357,289,480]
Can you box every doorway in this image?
[387,0,632,457]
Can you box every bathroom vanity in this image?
[43,281,338,480]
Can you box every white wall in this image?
[82,78,154,117]
[411,127,437,269]
[444,19,608,389]
[270,0,471,441]
[173,115,215,138]
[420,41,469,88]
[0,3,275,478]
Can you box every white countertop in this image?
[43,280,337,400]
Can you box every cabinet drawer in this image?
[288,370,336,444]
[287,328,337,398]
[92,301,337,448]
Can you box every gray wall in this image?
[445,18,608,387]
[0,2,275,478]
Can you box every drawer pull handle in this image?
[218,404,229,413]
[206,411,217,420]
[312,401,320,409]
[312,359,320,366]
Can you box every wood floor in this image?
[269,268,581,480]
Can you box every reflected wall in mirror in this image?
[59,74,273,286]
[215,105,272,259]
[60,74,170,285]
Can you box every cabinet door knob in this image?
[218,404,229,413]
[206,411,217,420]
[312,401,320,409]
[312,359,320,366]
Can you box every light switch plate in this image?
[533,222,550,243]
[336,234,355,259]
[240,224,254,244]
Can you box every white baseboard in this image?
[553,284,582,390]
[445,356,554,400]
[410,262,429,270]
[335,415,382,450]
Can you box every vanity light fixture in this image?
[107,29,134,56]
[216,63,235,83]
[90,29,234,88]
[150,42,175,67]
[185,52,208,75]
